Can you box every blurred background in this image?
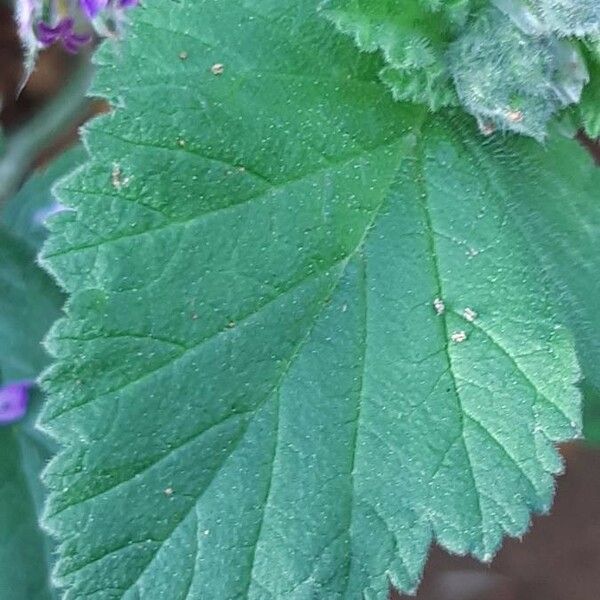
[1,4,599,599]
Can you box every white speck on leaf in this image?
[451,331,468,343]
[506,109,524,123]
[479,121,496,136]
[433,297,445,315]
[112,163,131,190]
[463,307,478,322]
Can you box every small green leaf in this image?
[319,0,468,108]
[322,0,595,138]
[39,3,583,598]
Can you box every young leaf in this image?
[319,0,470,109]
[40,2,582,598]
[0,152,77,599]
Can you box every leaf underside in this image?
[40,2,586,599]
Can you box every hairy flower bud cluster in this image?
[449,5,591,139]
[323,0,600,139]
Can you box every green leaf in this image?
[320,1,592,139]
[40,2,582,598]
[0,227,62,600]
[2,147,86,251]
[0,153,76,599]
[319,0,471,108]
[1,153,76,380]
[0,389,56,600]
[583,383,600,444]
[497,133,600,444]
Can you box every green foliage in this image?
[0,151,78,599]
[36,3,593,598]
[0,388,56,600]
[323,0,600,138]
[2,148,86,252]
[504,133,600,445]
[504,134,600,401]
[583,383,600,444]
[319,0,473,109]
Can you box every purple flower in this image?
[80,0,138,20]
[37,18,92,53]
[16,0,139,63]
[0,381,32,425]
[80,0,109,19]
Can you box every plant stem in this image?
[0,61,93,203]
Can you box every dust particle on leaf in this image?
[451,331,468,343]
[111,163,131,190]
[479,121,496,136]
[463,307,478,322]
[506,109,524,123]
[433,297,446,315]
